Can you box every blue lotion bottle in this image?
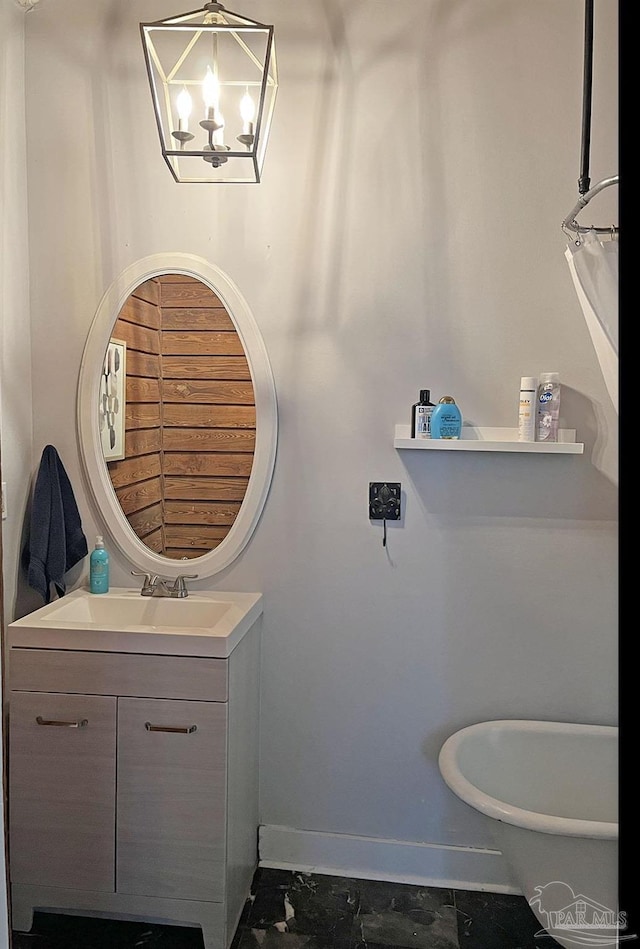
[89,535,110,594]
[430,396,462,439]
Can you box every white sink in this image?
[8,587,263,658]
[42,593,233,629]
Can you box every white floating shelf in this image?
[394,425,584,454]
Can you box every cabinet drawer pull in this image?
[144,722,197,734]
[36,716,88,728]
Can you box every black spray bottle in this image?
[411,389,435,439]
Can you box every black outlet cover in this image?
[369,482,401,520]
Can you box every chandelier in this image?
[141,2,277,183]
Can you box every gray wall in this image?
[5,0,619,889]
[1,0,31,939]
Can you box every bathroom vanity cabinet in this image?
[7,597,261,949]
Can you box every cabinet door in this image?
[117,697,227,902]
[9,691,117,890]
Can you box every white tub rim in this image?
[438,719,618,840]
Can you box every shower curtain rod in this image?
[562,175,619,236]
[561,0,618,237]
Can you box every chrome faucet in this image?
[131,571,198,598]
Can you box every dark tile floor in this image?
[11,867,552,949]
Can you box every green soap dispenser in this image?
[430,396,462,439]
[89,535,110,594]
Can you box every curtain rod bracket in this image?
[562,0,618,235]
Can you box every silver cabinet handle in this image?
[144,722,197,734]
[36,716,88,728]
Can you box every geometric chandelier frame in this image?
[140,2,277,183]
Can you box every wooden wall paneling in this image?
[109,302,165,551]
[162,405,256,429]
[164,525,231,554]
[106,276,259,560]
[124,429,162,458]
[125,351,161,379]
[163,549,205,560]
[126,503,164,545]
[127,378,161,402]
[137,526,164,553]
[162,381,254,404]
[119,296,161,331]
[162,454,254,478]
[125,404,161,431]
[161,309,235,332]
[162,356,251,380]
[164,501,242,526]
[131,278,161,307]
[107,455,161,490]
[163,477,250,501]
[162,332,246,356]
[158,277,225,309]
[114,321,160,356]
[159,276,256,558]
[116,477,163,517]
[162,430,256,453]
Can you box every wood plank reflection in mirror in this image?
[106,274,256,560]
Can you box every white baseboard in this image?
[258,825,521,895]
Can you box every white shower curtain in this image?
[565,230,619,413]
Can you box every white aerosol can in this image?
[518,376,537,442]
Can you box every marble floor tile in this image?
[234,870,459,949]
[452,889,558,949]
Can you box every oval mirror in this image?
[78,253,277,580]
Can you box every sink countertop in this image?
[8,587,263,659]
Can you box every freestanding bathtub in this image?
[438,720,621,949]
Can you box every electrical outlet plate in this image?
[369,482,401,520]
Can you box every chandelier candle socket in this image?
[141,1,277,183]
[172,87,195,144]
[238,89,256,146]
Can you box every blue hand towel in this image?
[24,445,89,603]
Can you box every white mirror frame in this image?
[77,253,278,580]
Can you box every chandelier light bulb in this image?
[177,87,193,131]
[240,90,255,134]
[203,66,220,120]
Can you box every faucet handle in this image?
[131,570,157,591]
[173,574,199,596]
